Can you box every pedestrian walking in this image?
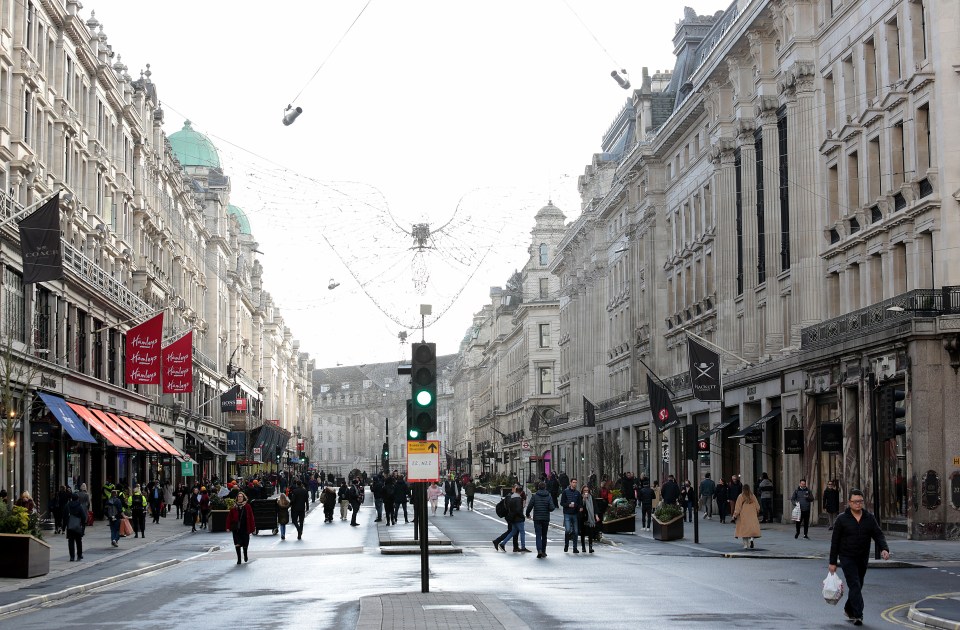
[427,482,442,515]
[699,473,716,519]
[198,486,211,530]
[383,476,396,525]
[680,480,695,522]
[758,472,775,523]
[620,472,637,504]
[371,475,385,522]
[506,484,530,552]
[349,478,362,526]
[15,491,35,514]
[163,482,174,517]
[823,479,841,530]
[148,481,163,524]
[64,492,86,561]
[561,478,582,553]
[791,478,814,539]
[637,481,654,530]
[393,475,409,523]
[337,480,350,521]
[277,489,290,540]
[443,475,459,516]
[309,476,319,503]
[464,477,476,511]
[186,487,199,532]
[104,489,124,547]
[525,481,556,558]
[661,475,680,506]
[290,480,309,539]
[77,483,91,524]
[128,485,147,538]
[733,483,761,549]
[321,484,337,523]
[174,484,186,519]
[728,475,743,517]
[227,492,256,564]
[55,485,71,534]
[578,486,599,553]
[715,478,729,523]
[828,489,890,626]
[547,472,561,509]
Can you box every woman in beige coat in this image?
[733,484,762,549]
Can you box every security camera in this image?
[282,104,303,126]
[611,69,631,90]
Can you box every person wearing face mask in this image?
[226,492,256,564]
[680,480,695,523]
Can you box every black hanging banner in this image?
[220,384,242,413]
[18,193,63,284]
[819,423,843,452]
[784,429,804,454]
[647,374,680,432]
[687,336,722,402]
[583,396,596,427]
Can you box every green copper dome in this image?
[168,120,221,168]
[228,205,251,235]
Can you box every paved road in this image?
[1,492,958,629]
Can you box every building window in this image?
[754,127,766,284]
[538,323,550,348]
[734,148,744,294]
[539,243,548,266]
[337,447,342,460]
[777,105,790,271]
[2,267,25,342]
[539,277,549,298]
[328,448,332,460]
[538,367,553,395]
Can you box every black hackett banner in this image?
[18,193,63,284]
[687,336,722,402]
[647,374,680,432]
[220,384,242,413]
[583,396,596,427]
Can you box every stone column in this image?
[783,62,822,342]
[737,121,760,361]
[759,101,784,354]
[713,139,741,371]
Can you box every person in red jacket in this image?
[226,492,256,564]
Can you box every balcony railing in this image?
[596,390,633,413]
[801,287,960,350]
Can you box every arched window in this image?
[539,243,548,266]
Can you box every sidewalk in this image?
[357,592,529,630]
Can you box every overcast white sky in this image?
[90,0,726,367]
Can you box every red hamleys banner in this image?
[162,330,193,393]
[125,313,163,384]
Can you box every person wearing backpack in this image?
[104,489,124,547]
[127,485,148,538]
[492,488,519,552]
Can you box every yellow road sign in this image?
[407,440,440,454]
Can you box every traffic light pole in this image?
[869,371,881,556]
[418,480,429,592]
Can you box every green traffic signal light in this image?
[415,389,433,406]
[408,428,420,439]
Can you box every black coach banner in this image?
[18,193,63,284]
[687,336,722,401]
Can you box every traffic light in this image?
[878,386,906,441]
[382,442,389,458]
[409,342,437,438]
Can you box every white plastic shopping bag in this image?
[822,571,844,605]
[791,503,801,522]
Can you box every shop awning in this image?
[67,402,134,449]
[94,410,150,451]
[36,393,97,444]
[729,409,781,439]
[125,417,179,456]
[187,430,227,456]
[699,417,739,440]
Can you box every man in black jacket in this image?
[828,489,890,626]
[289,480,310,540]
[525,482,556,558]
[560,479,582,553]
[661,475,681,505]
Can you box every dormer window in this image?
[539,243,548,266]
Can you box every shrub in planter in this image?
[0,502,50,578]
[602,498,636,534]
[652,503,684,541]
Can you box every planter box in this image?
[209,510,229,533]
[602,515,636,534]
[0,533,51,578]
[652,515,684,541]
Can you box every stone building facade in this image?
[452,1,960,539]
[0,0,313,514]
